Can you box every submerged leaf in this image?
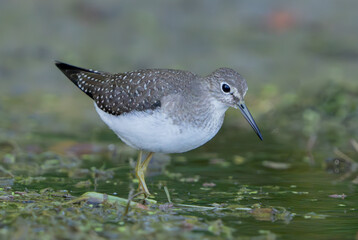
[262,161,291,170]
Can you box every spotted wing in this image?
[55,61,195,115]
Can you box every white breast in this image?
[94,103,225,153]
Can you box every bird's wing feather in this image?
[56,61,196,115]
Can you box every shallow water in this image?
[3,125,356,239]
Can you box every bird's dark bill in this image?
[238,103,263,140]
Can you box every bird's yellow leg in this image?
[141,152,154,173]
[135,150,146,194]
[135,151,154,197]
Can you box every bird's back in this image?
[55,62,198,116]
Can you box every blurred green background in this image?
[1,0,358,145]
[1,1,358,239]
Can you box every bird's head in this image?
[206,68,263,140]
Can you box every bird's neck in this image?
[182,88,228,129]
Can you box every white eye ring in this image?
[221,82,231,94]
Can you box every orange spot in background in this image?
[267,10,296,32]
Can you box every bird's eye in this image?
[221,83,231,93]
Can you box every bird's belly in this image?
[95,104,223,153]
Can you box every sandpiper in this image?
[55,61,262,196]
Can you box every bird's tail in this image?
[55,61,107,99]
